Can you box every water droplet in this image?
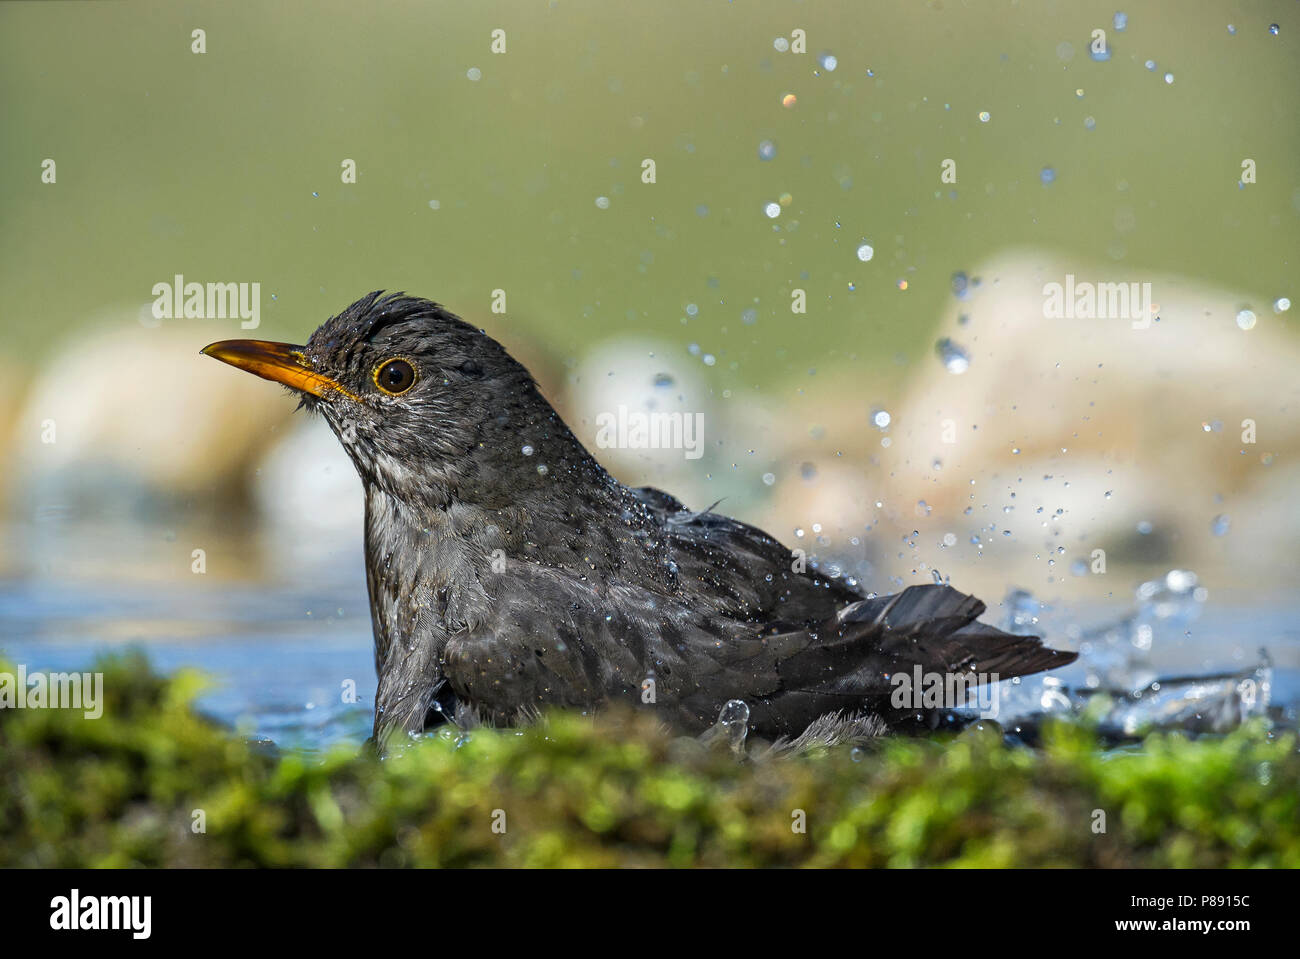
[978,110,991,123]
[757,139,777,161]
[1268,23,1279,36]
[467,67,482,81]
[960,719,1005,744]
[856,242,874,262]
[706,699,751,754]
[762,472,776,486]
[1211,514,1230,537]
[1273,297,1291,314]
[872,409,891,429]
[521,444,534,456]
[773,36,790,52]
[1113,12,1128,31]
[1163,72,1174,85]
[764,201,781,218]
[818,51,838,71]
[781,92,797,108]
[1040,166,1057,185]
[1236,309,1257,331]
[935,337,970,374]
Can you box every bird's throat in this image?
[361,483,506,742]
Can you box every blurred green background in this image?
[0,0,1297,765]
[3,0,1296,380]
[1,0,1298,605]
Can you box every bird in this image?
[202,291,1077,750]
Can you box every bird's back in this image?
[437,483,1075,739]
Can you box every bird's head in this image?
[202,291,571,506]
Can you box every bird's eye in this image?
[373,358,417,395]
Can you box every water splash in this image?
[1002,588,1045,634]
[702,699,751,756]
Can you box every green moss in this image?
[1,653,1297,867]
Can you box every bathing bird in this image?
[203,292,1076,749]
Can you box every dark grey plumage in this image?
[270,292,1076,748]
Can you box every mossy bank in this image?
[1,653,1296,868]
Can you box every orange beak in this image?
[200,340,359,401]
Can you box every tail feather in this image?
[748,585,1076,732]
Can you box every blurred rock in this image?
[563,335,719,508]
[767,250,1300,596]
[8,309,295,523]
[252,415,362,576]
[0,355,27,503]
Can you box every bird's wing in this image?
[442,549,1073,737]
[440,559,751,728]
[695,584,1077,736]
[627,485,865,621]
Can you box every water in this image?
[992,578,1300,738]
[0,519,376,753]
[0,623,374,753]
[2,521,1297,753]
